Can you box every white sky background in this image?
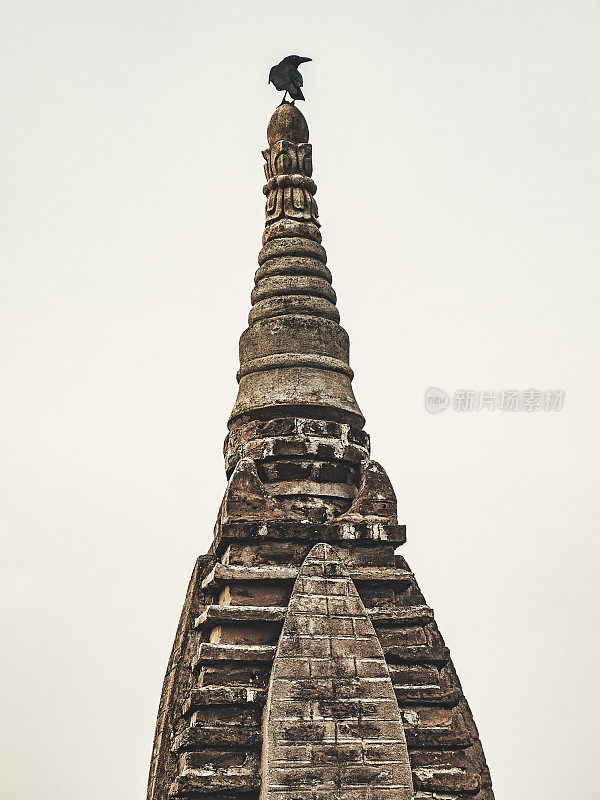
[1,1,599,797]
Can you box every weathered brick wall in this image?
[261,542,413,800]
[149,461,494,800]
[147,99,494,800]
[147,556,212,800]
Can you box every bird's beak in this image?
[298,57,312,63]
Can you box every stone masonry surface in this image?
[147,102,494,800]
[261,542,414,800]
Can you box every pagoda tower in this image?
[148,103,494,800]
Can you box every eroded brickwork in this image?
[262,542,413,800]
[147,102,494,800]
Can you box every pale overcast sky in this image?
[2,2,599,798]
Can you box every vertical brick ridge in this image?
[147,555,211,800]
[261,541,414,800]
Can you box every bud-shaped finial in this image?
[267,102,309,146]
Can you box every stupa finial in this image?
[228,104,364,431]
[267,102,309,146]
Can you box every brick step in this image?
[201,563,413,591]
[385,645,450,666]
[195,603,433,630]
[184,678,458,714]
[184,687,459,720]
[197,663,271,690]
[405,728,473,749]
[172,725,261,752]
[169,768,259,796]
[193,642,449,670]
[225,416,369,452]
[173,723,471,754]
[366,605,434,625]
[195,605,286,628]
[413,796,461,800]
[193,643,276,669]
[170,763,479,798]
[201,565,295,589]
[394,686,461,707]
[170,753,478,796]
[387,664,441,687]
[216,520,406,548]
[197,662,463,708]
[235,435,367,467]
[171,793,256,800]
[413,766,481,794]
[181,686,266,714]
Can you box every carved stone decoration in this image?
[261,542,414,800]
[263,140,319,225]
[337,460,398,524]
[264,139,313,178]
[221,457,302,523]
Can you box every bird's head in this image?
[287,55,312,66]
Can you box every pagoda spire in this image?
[147,100,495,800]
[229,102,364,430]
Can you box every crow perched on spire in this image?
[269,55,312,104]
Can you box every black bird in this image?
[269,55,312,104]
